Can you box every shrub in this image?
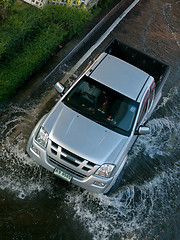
[0,2,92,103]
[0,0,14,9]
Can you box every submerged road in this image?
[0,0,180,239]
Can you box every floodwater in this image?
[0,0,180,239]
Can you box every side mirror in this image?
[55,82,65,95]
[137,126,150,135]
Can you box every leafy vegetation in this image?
[0,1,92,103]
[0,0,13,9]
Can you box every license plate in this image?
[54,168,72,182]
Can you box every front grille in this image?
[48,156,86,179]
[47,140,99,178]
[61,155,79,167]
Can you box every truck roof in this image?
[89,53,150,101]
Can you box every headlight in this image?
[95,164,115,178]
[35,127,49,148]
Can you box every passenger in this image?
[98,96,109,114]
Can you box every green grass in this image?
[0,1,93,103]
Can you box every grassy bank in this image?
[0,1,94,103]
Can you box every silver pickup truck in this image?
[27,39,170,194]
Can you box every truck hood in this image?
[44,103,128,165]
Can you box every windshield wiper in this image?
[64,101,82,114]
[94,119,115,128]
[64,101,95,119]
[94,118,128,134]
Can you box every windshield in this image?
[63,76,139,136]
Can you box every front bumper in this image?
[27,136,115,194]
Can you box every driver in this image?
[78,81,100,107]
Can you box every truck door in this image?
[146,81,155,119]
[149,82,155,106]
[136,81,155,128]
[137,90,150,127]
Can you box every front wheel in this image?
[105,161,129,196]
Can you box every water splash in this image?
[0,105,55,199]
[65,160,180,240]
[156,86,179,111]
[135,116,180,159]
[0,134,53,199]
